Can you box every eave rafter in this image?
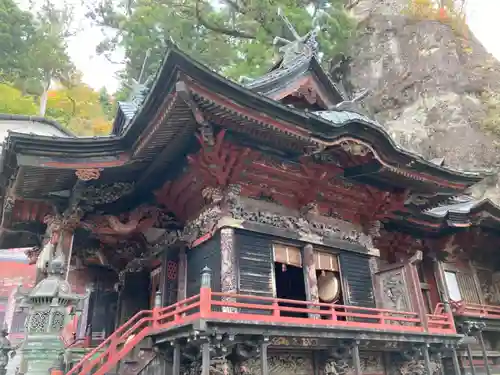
[154,129,416,229]
[182,78,481,192]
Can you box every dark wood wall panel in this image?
[339,252,376,308]
[235,230,274,297]
[456,272,481,304]
[186,233,221,298]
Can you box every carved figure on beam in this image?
[81,205,160,237]
[177,81,215,146]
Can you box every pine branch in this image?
[195,0,257,39]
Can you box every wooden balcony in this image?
[65,285,456,375]
[436,301,500,319]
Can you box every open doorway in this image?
[274,263,307,318]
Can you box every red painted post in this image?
[152,308,159,329]
[379,311,384,325]
[199,267,212,318]
[330,305,337,321]
[272,301,280,317]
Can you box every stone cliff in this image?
[346,0,500,201]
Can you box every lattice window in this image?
[29,311,50,333]
[51,311,65,331]
[167,261,177,280]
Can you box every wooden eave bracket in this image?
[176,80,214,145]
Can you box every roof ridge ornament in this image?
[124,48,154,107]
[273,8,321,67]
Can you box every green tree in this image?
[28,0,76,115]
[99,87,114,120]
[0,83,39,115]
[0,0,37,84]
[86,0,354,88]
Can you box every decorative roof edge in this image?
[3,44,492,190]
[0,114,75,137]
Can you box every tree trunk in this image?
[39,71,52,117]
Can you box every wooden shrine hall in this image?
[3,14,500,375]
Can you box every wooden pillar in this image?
[433,257,458,333]
[201,340,210,375]
[302,244,319,318]
[260,339,269,375]
[352,341,361,375]
[172,341,181,375]
[77,283,93,341]
[466,345,477,375]
[177,247,187,300]
[451,348,462,375]
[220,228,237,312]
[160,250,168,306]
[406,252,428,331]
[422,345,432,375]
[478,330,491,375]
[469,260,486,305]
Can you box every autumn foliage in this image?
[404,0,468,38]
[0,82,113,136]
[46,84,112,136]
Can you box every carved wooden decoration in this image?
[11,199,53,223]
[220,227,237,313]
[238,354,313,375]
[154,131,409,227]
[81,205,159,239]
[187,129,252,188]
[302,244,319,318]
[375,231,422,264]
[375,268,412,311]
[75,168,101,181]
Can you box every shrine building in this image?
[2,19,500,375]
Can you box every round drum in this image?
[317,271,340,303]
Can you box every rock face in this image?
[346,0,500,201]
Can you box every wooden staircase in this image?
[64,309,156,375]
[118,338,156,375]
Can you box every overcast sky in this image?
[26,0,500,93]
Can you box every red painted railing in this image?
[436,301,500,319]
[65,288,455,375]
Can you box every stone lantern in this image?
[0,328,12,375]
[15,252,86,375]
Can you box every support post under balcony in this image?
[172,341,181,375]
[466,345,476,375]
[260,338,269,375]
[201,339,210,375]
[352,340,361,375]
[422,344,432,375]
[451,348,462,375]
[478,329,491,375]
